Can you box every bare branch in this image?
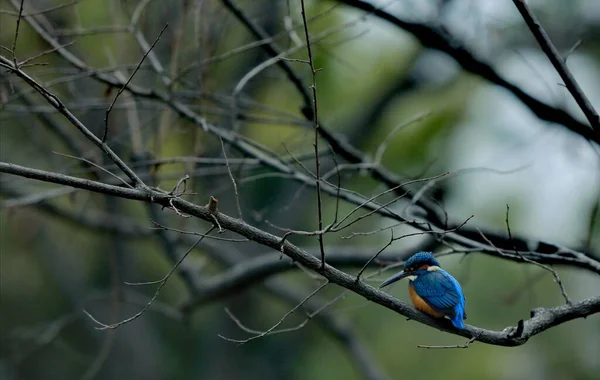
[10,0,25,66]
[2,161,598,346]
[104,24,168,142]
[418,333,481,349]
[512,0,599,131]
[0,55,148,189]
[219,137,244,220]
[84,227,214,330]
[505,205,571,305]
[219,281,328,344]
[331,0,599,144]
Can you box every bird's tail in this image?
[451,308,465,329]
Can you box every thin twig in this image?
[150,221,243,242]
[52,151,134,189]
[219,137,243,220]
[84,226,215,330]
[355,231,394,281]
[10,0,25,66]
[504,205,571,305]
[103,24,168,142]
[18,42,75,67]
[374,112,431,165]
[300,0,326,269]
[1,0,80,17]
[333,173,450,232]
[418,332,480,349]
[219,281,329,344]
[358,215,473,280]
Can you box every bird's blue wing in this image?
[412,270,464,316]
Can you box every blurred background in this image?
[1,0,599,379]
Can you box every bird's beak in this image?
[379,271,410,288]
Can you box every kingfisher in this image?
[379,251,466,329]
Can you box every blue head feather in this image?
[404,251,440,270]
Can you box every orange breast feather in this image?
[409,284,444,318]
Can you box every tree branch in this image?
[512,0,599,131]
[2,161,598,347]
[330,0,599,143]
[0,55,148,189]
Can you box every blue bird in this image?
[379,252,466,329]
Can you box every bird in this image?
[379,251,466,329]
